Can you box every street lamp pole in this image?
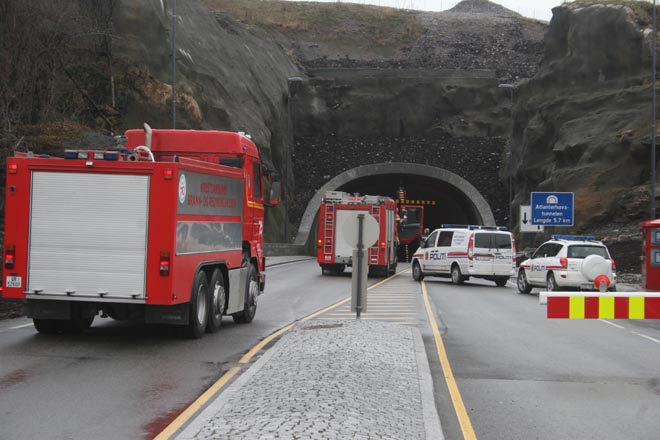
[498,83,515,230]
[286,77,303,243]
[171,0,177,129]
[652,0,657,218]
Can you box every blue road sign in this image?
[531,192,574,226]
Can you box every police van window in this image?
[532,244,550,259]
[474,233,493,248]
[437,231,453,247]
[546,243,562,257]
[494,234,512,249]
[253,162,262,199]
[425,230,439,248]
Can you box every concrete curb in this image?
[414,327,445,440]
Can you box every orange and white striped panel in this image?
[546,294,660,319]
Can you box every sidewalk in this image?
[174,319,443,440]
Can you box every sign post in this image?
[342,212,379,318]
[519,205,544,233]
[531,192,574,226]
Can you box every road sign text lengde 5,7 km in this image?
[531,192,574,226]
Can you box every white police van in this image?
[411,225,516,286]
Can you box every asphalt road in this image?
[0,258,348,440]
[422,275,660,440]
[2,260,660,440]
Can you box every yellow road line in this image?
[152,366,241,440]
[422,280,477,440]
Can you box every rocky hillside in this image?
[209,0,546,81]
[505,1,658,255]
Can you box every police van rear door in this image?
[492,232,514,276]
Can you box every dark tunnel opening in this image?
[336,173,484,231]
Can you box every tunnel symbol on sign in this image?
[546,195,558,204]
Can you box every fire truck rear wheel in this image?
[233,264,258,324]
[186,271,209,339]
[206,268,226,333]
[33,318,64,334]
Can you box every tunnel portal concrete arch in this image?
[294,162,496,246]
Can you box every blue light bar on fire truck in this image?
[64,150,120,160]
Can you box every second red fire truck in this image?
[3,125,280,338]
[316,191,398,277]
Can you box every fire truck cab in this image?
[316,191,398,277]
[2,125,280,338]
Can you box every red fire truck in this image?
[2,125,280,338]
[316,191,398,277]
[397,204,425,262]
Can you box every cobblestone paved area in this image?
[176,319,441,440]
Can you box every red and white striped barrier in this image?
[540,292,660,319]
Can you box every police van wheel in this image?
[186,271,209,339]
[517,270,532,294]
[494,277,509,287]
[233,264,258,324]
[412,262,424,281]
[206,269,226,333]
[451,265,465,285]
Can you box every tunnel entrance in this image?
[294,163,495,247]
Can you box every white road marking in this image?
[599,320,624,329]
[9,323,33,330]
[632,332,660,344]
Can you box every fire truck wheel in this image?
[67,316,94,334]
[206,269,226,333]
[33,318,63,334]
[412,261,424,281]
[186,271,209,339]
[233,264,258,324]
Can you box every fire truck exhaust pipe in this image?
[144,123,153,149]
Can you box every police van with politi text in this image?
[411,225,516,286]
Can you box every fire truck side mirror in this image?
[266,181,281,207]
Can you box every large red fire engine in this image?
[2,125,280,338]
[397,204,425,262]
[316,191,398,277]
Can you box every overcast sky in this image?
[287,1,571,22]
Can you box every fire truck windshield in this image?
[399,207,423,239]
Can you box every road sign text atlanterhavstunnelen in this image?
[531,192,574,226]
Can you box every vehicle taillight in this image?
[467,234,474,260]
[163,169,174,180]
[380,241,385,248]
[512,238,517,264]
[159,251,170,276]
[4,245,15,269]
[317,239,323,247]
[611,259,616,272]
[560,257,568,268]
[8,163,18,174]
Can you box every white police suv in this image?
[411,225,516,286]
[517,235,617,293]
